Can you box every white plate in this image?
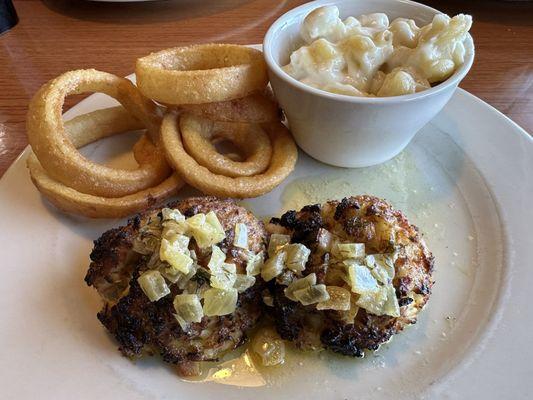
[1,69,532,399]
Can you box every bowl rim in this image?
[263,0,475,104]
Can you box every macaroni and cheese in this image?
[283,6,472,97]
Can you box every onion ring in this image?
[27,155,183,219]
[180,113,272,177]
[178,90,281,123]
[27,108,184,218]
[63,106,144,148]
[26,69,168,198]
[136,44,268,105]
[161,112,298,198]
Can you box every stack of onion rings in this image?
[27,106,184,218]
[161,112,297,198]
[135,43,296,197]
[26,44,298,218]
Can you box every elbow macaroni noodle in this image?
[283,6,472,97]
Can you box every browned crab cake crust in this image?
[266,195,434,357]
[85,197,267,373]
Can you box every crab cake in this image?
[85,197,267,375]
[263,196,434,357]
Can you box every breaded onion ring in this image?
[26,69,169,198]
[180,113,272,177]
[28,155,182,219]
[161,112,298,198]
[27,108,184,218]
[63,106,144,147]
[178,90,281,123]
[136,44,268,105]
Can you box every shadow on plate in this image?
[42,0,256,25]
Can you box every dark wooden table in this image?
[1,0,531,177]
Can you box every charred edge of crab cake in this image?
[85,220,141,303]
[267,195,434,357]
[97,268,263,365]
[85,196,267,367]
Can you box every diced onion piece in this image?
[316,286,351,310]
[332,242,365,260]
[261,250,287,282]
[164,252,193,275]
[284,273,317,301]
[187,212,225,248]
[137,270,170,302]
[146,250,164,270]
[376,253,396,267]
[268,233,290,256]
[246,251,264,276]
[208,245,226,270]
[356,284,400,317]
[233,223,248,249]
[205,211,226,244]
[162,207,185,222]
[165,233,190,253]
[337,294,360,324]
[133,217,162,255]
[161,262,197,288]
[193,225,222,248]
[316,228,334,253]
[293,284,330,306]
[370,254,396,284]
[210,262,237,290]
[206,210,225,233]
[174,315,190,331]
[162,219,188,238]
[160,236,193,274]
[345,260,379,294]
[251,327,286,366]
[234,274,256,293]
[161,208,186,234]
[185,212,206,230]
[195,282,211,300]
[173,293,204,330]
[356,287,388,316]
[276,270,296,286]
[132,234,160,255]
[203,288,238,316]
[285,243,311,272]
[382,285,400,317]
[365,254,376,268]
[371,266,390,285]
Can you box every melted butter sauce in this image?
[179,338,399,388]
[181,350,266,387]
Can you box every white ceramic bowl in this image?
[263,0,475,168]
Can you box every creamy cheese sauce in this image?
[283,6,472,97]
